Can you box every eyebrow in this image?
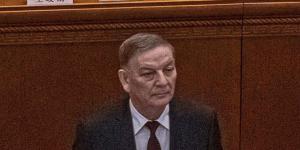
[138,67,154,72]
[138,60,175,71]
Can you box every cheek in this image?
[131,79,153,93]
[140,82,154,93]
[171,73,177,85]
[168,75,177,86]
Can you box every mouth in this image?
[152,91,170,97]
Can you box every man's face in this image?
[122,46,177,109]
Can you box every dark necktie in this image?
[145,121,161,150]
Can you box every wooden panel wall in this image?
[242,36,300,150]
[0,0,241,6]
[1,1,299,150]
[0,43,123,150]
[174,38,241,150]
[241,3,300,150]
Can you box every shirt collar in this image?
[129,99,170,135]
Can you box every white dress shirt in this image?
[129,99,170,150]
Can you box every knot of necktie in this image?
[145,121,160,134]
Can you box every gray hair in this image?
[119,33,174,68]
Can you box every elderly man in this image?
[73,33,223,150]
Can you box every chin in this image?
[150,95,172,107]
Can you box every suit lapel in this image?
[169,99,194,150]
[170,99,183,149]
[112,98,198,150]
[114,99,136,150]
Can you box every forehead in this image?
[128,46,175,69]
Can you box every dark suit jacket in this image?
[73,98,223,150]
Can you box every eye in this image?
[166,66,174,71]
[164,66,174,74]
[141,72,155,80]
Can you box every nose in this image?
[155,71,168,86]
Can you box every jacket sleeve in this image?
[208,111,223,150]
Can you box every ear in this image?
[118,69,130,93]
